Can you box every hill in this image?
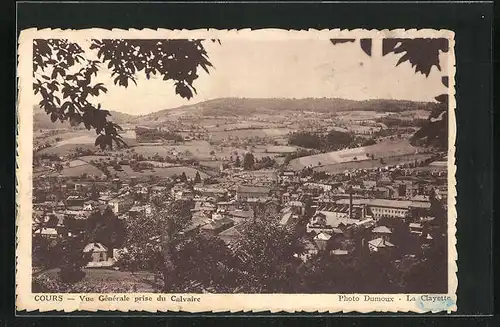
[136,97,440,123]
[33,105,136,130]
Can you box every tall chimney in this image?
[349,191,353,219]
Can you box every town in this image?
[32,99,449,294]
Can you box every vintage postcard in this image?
[16,28,457,313]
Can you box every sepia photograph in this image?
[17,28,456,312]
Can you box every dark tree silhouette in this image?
[33,39,217,149]
[194,171,202,183]
[243,152,255,170]
[85,207,126,258]
[330,37,450,149]
[382,38,449,77]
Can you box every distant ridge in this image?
[34,97,439,129]
[137,97,440,123]
[33,105,136,130]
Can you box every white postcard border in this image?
[16,28,457,313]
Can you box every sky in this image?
[88,39,450,115]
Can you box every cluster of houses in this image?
[32,153,446,268]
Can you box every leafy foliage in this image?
[243,152,255,170]
[330,37,450,149]
[382,38,450,149]
[410,94,448,148]
[119,198,194,289]
[33,39,215,149]
[85,207,126,253]
[231,216,305,293]
[58,234,89,283]
[382,38,449,77]
[172,233,241,292]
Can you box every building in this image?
[368,237,395,253]
[216,200,237,213]
[150,186,168,196]
[335,198,431,219]
[193,185,228,199]
[217,225,242,245]
[306,210,359,234]
[236,185,271,201]
[200,217,234,236]
[65,195,86,207]
[33,227,58,239]
[372,225,393,241]
[83,242,114,268]
[108,197,134,215]
[409,222,424,236]
[313,232,332,251]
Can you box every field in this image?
[313,154,435,174]
[78,155,114,163]
[37,130,137,156]
[130,140,213,159]
[208,128,292,141]
[109,165,209,180]
[264,145,297,153]
[334,110,389,122]
[199,160,223,169]
[54,163,106,178]
[33,268,157,293]
[288,139,425,170]
[129,141,285,162]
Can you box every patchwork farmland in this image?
[288,139,427,171]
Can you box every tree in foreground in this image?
[57,233,89,283]
[119,198,193,290]
[231,215,305,293]
[33,39,217,149]
[85,207,126,259]
[330,38,450,149]
[172,233,241,292]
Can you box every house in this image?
[128,205,152,218]
[330,249,349,256]
[201,217,234,236]
[282,192,291,204]
[66,195,86,207]
[368,237,395,253]
[236,185,271,201]
[409,222,423,236]
[314,232,332,251]
[34,227,58,239]
[362,180,377,189]
[300,240,319,262]
[216,200,237,213]
[306,211,359,234]
[193,185,228,199]
[83,242,114,268]
[304,182,333,192]
[64,209,89,220]
[150,186,168,196]
[372,225,392,241]
[83,200,99,211]
[217,225,242,245]
[171,183,193,200]
[226,209,254,224]
[108,197,134,215]
[285,200,305,216]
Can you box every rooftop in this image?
[368,238,394,248]
[237,185,271,194]
[372,226,392,234]
[336,198,431,209]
